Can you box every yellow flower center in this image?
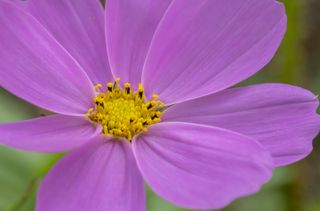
[86,78,164,141]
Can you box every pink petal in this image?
[105,0,172,88]
[37,139,146,211]
[0,115,99,153]
[133,122,272,210]
[24,0,112,85]
[0,1,95,115]
[163,84,320,167]
[5,0,26,9]
[142,0,286,104]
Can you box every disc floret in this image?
[86,78,164,141]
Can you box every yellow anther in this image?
[138,83,144,92]
[124,83,131,95]
[114,77,120,87]
[94,84,102,92]
[137,83,144,100]
[86,79,164,141]
[152,94,159,99]
[85,108,94,119]
[107,82,113,92]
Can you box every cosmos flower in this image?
[0,0,319,210]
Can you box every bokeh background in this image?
[1,0,320,210]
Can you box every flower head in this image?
[0,0,319,211]
[87,79,164,140]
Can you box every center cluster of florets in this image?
[86,78,164,141]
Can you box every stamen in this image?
[94,84,102,92]
[124,83,131,94]
[138,83,144,98]
[87,78,164,141]
[107,83,113,92]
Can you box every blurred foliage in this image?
[0,0,320,210]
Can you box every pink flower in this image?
[0,0,319,210]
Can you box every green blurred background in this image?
[1,0,320,210]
